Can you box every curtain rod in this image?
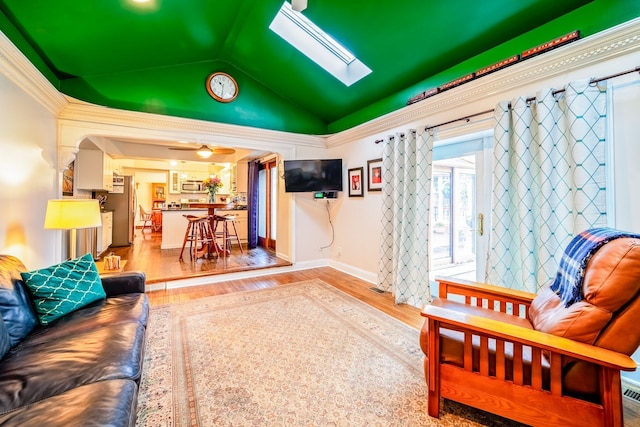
[374,65,639,144]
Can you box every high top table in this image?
[187,203,233,257]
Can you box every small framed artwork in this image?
[347,167,364,197]
[62,161,74,196]
[367,158,383,192]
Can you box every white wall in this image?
[0,72,59,268]
[286,146,343,265]
[325,136,385,282]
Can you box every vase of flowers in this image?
[202,176,223,203]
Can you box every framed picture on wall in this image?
[367,158,383,192]
[347,167,364,197]
[62,161,74,196]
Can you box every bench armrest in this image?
[436,276,537,318]
[422,301,635,371]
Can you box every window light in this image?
[270,1,371,86]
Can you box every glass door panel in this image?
[430,155,478,280]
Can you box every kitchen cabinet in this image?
[184,171,209,181]
[220,168,231,194]
[230,165,237,193]
[236,161,249,193]
[168,170,181,194]
[76,149,114,191]
[96,211,113,255]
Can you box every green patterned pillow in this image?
[21,253,106,325]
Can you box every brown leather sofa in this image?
[420,237,640,426]
[0,255,148,426]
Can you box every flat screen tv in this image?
[283,159,343,193]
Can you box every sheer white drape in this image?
[378,129,434,307]
[486,80,608,293]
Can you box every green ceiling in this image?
[0,0,638,135]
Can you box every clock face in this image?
[206,72,238,102]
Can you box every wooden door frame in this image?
[258,159,277,250]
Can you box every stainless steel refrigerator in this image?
[99,176,135,247]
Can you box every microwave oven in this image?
[180,180,205,193]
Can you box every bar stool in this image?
[179,215,214,261]
[213,214,244,255]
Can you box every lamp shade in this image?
[44,199,102,230]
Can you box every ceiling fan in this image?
[168,144,235,159]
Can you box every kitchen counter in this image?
[161,201,251,250]
[160,207,249,250]
[160,208,207,250]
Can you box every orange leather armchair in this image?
[420,237,640,426]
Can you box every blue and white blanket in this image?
[550,227,640,307]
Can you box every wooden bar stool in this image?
[213,214,244,255]
[179,215,213,261]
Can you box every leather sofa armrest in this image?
[100,272,146,296]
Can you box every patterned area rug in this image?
[136,279,520,426]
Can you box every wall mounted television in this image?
[283,159,343,193]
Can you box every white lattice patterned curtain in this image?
[486,79,608,293]
[377,128,434,307]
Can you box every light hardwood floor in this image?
[116,229,640,425]
[107,228,291,284]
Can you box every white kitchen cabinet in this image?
[184,170,209,181]
[230,165,238,193]
[220,168,231,193]
[168,170,181,194]
[96,211,113,255]
[236,161,248,193]
[76,149,114,191]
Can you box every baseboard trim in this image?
[328,260,377,285]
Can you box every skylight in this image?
[269,2,371,86]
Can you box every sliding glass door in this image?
[430,132,492,281]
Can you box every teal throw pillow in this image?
[20,253,106,325]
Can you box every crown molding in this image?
[0,27,325,151]
[0,30,67,115]
[59,98,327,150]
[326,17,640,147]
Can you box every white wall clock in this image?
[206,72,238,103]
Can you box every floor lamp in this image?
[44,199,102,260]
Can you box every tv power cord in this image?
[320,200,334,250]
